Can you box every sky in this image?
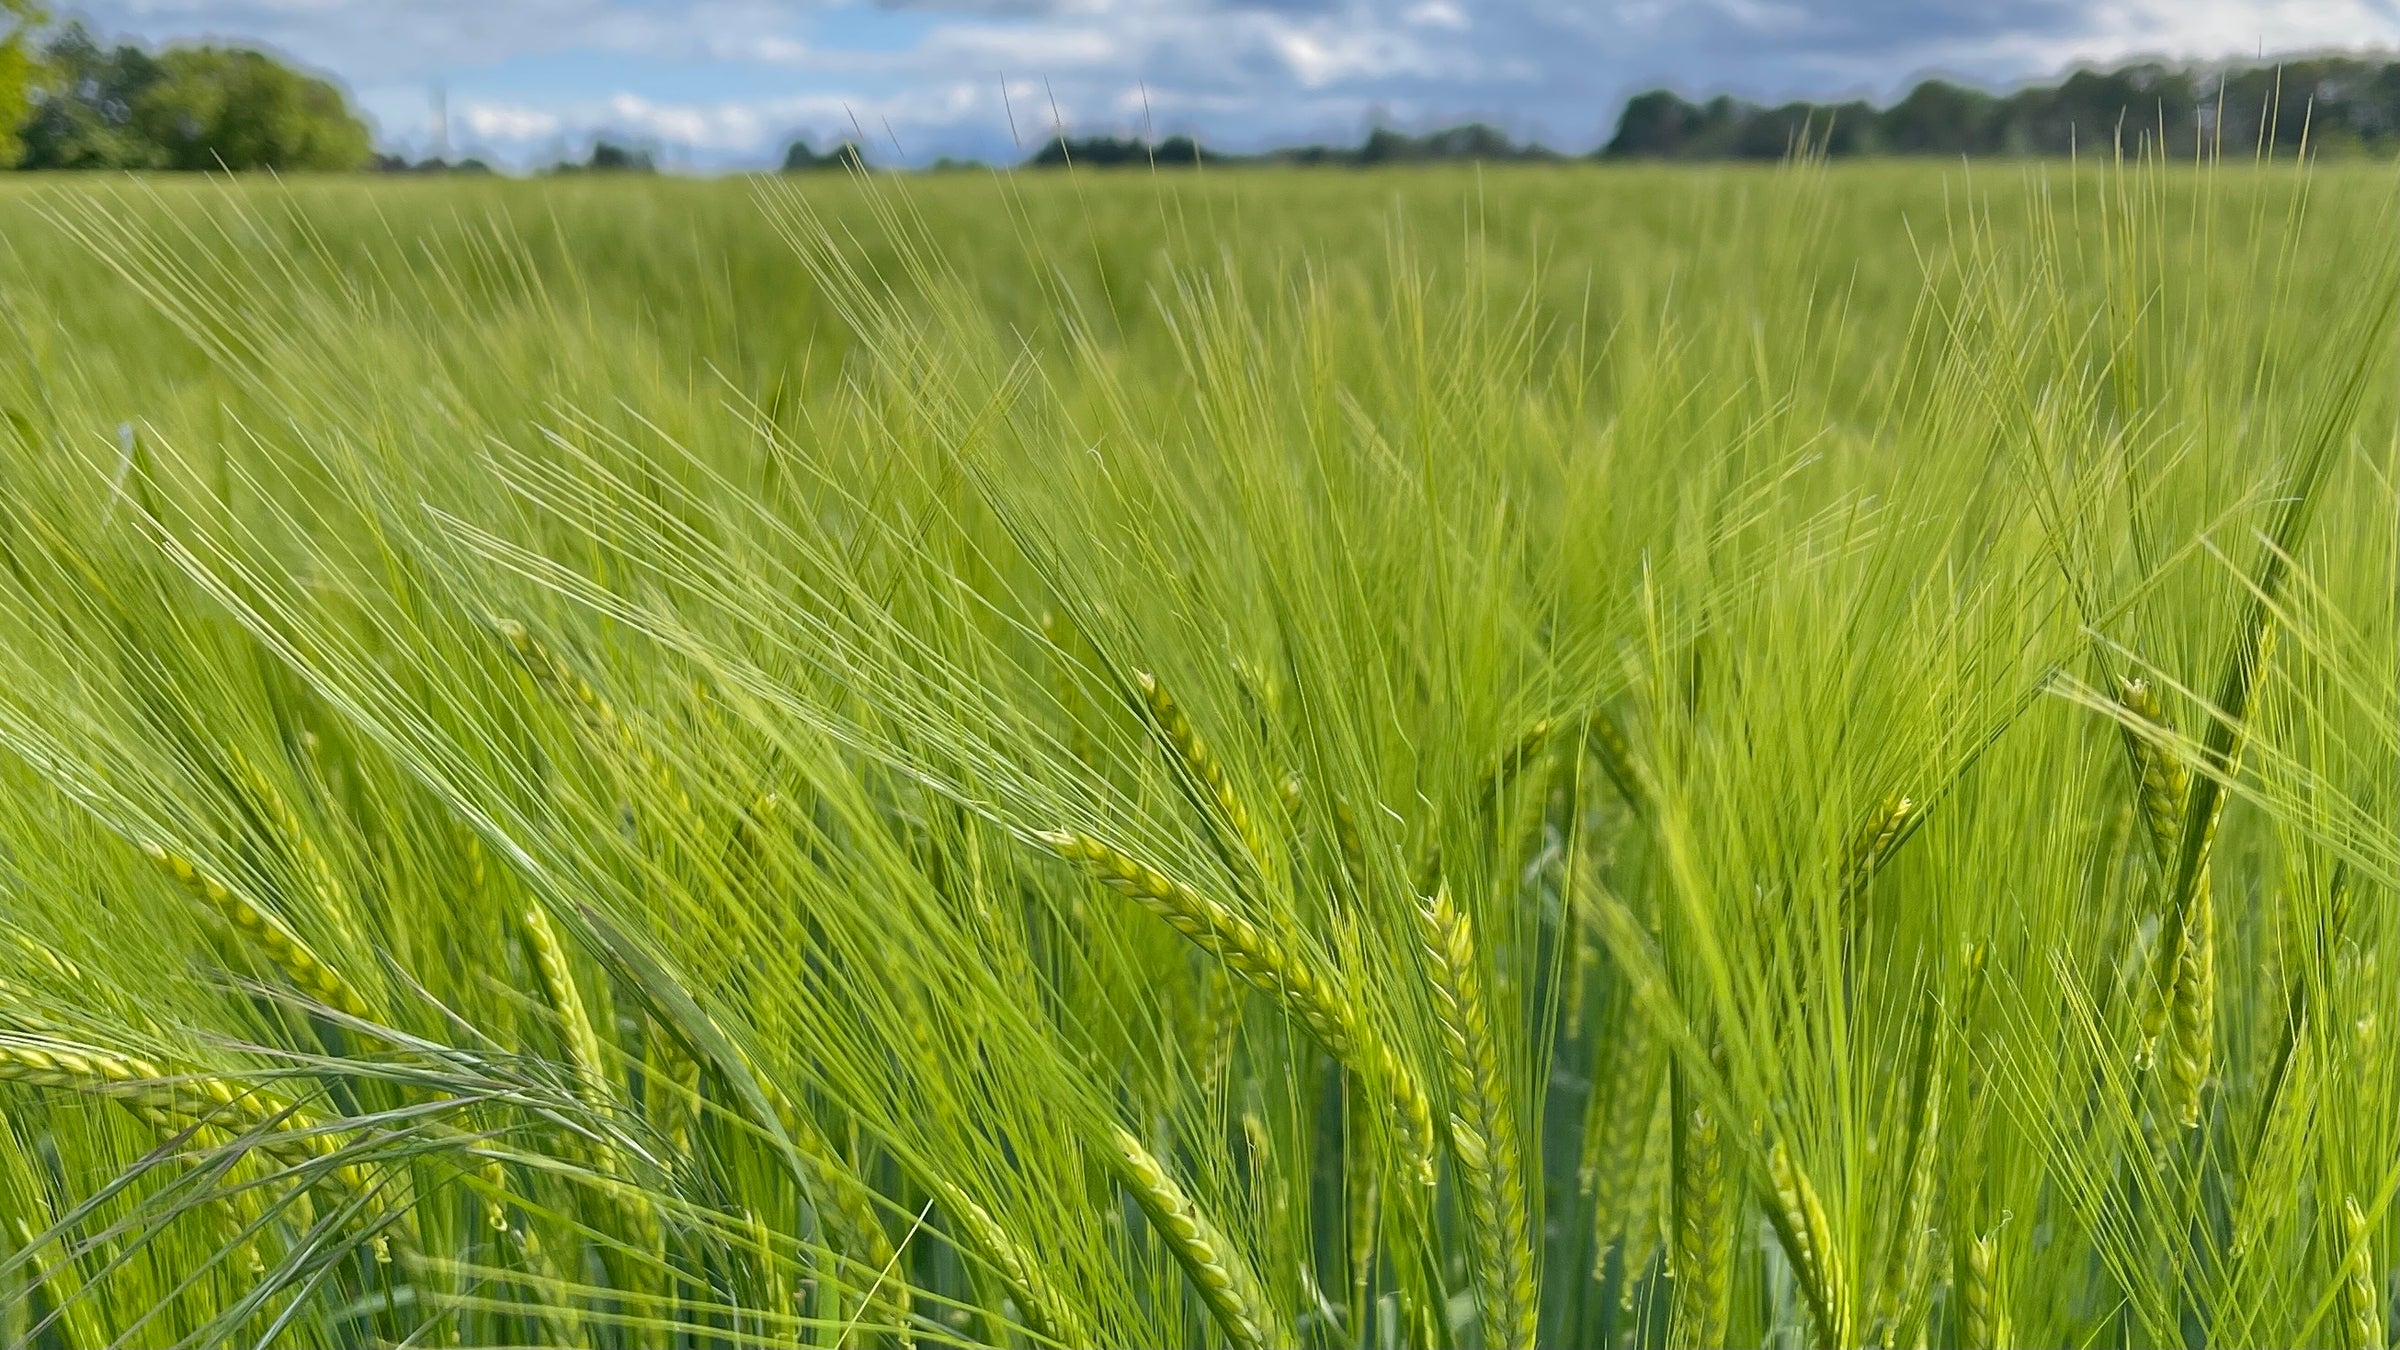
[58,0,2400,168]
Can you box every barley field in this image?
[0,160,2392,1348]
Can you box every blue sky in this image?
[59,0,2400,167]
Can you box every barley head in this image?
[1110,1126,1279,1350]
[1421,886,1538,1349]
[1671,1100,1727,1348]
[1135,670,1271,870]
[1768,1141,1850,1348]
[2165,882,2215,1130]
[2341,1195,2383,1350]
[1963,1230,2008,1350]
[144,843,373,1020]
[1035,829,1437,1183]
[2116,678,2188,872]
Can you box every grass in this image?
[0,156,2391,1348]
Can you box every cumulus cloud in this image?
[65,0,2400,166]
[459,102,563,141]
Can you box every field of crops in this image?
[0,161,2392,1348]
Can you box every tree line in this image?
[1020,60,2400,170]
[1599,60,2396,160]
[4,3,2395,174]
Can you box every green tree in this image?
[783,137,867,171]
[15,22,167,169]
[0,0,42,167]
[1880,80,1999,154]
[129,45,371,171]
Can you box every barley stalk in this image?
[144,843,373,1021]
[1421,885,1538,1350]
[1767,1141,1850,1349]
[1035,829,1436,1183]
[1110,1126,1281,1350]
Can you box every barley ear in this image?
[759,1084,915,1343]
[2115,678,2188,873]
[1617,1090,1671,1314]
[1421,885,1539,1349]
[1581,1000,1662,1276]
[2152,619,2278,1083]
[936,1181,1092,1349]
[520,903,612,1105]
[1833,792,1910,898]
[1871,1085,1942,1347]
[1962,1230,2008,1350]
[1585,710,1650,820]
[2165,881,2215,1130]
[1670,1093,1727,1348]
[1344,1091,1383,1344]
[2341,1195,2383,1350]
[2119,676,2191,1070]
[499,617,692,819]
[1330,796,1372,892]
[145,843,373,1020]
[1490,716,1557,793]
[1767,1141,1850,1349]
[0,1036,382,1215]
[1135,670,1271,871]
[1198,964,1242,1090]
[1110,1126,1281,1350]
[1035,829,1436,1183]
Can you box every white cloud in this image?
[919,22,1123,68]
[1403,1,1470,31]
[459,102,562,140]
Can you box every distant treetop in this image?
[782,138,866,172]
[552,140,655,174]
